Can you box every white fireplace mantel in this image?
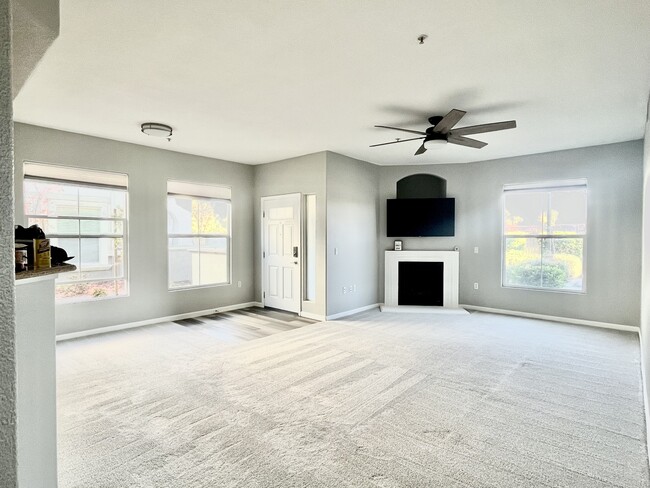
[381,250,468,314]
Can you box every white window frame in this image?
[167,181,232,290]
[23,163,129,303]
[502,179,587,293]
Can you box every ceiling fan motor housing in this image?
[425,129,447,140]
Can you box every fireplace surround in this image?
[381,250,468,314]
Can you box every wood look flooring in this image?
[57,307,316,361]
[171,307,316,344]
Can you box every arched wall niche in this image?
[396,173,447,199]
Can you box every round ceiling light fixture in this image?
[141,122,173,140]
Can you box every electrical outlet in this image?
[474,247,479,254]
[353,284,357,292]
[237,281,242,288]
[473,282,479,290]
[342,286,347,294]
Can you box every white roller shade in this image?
[24,161,128,189]
[504,179,587,192]
[167,180,231,200]
[23,162,129,189]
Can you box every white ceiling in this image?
[13,0,650,166]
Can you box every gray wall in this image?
[379,141,643,326]
[641,94,650,409]
[253,152,327,318]
[326,152,379,316]
[0,0,17,483]
[14,123,256,335]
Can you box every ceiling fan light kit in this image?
[371,109,517,156]
[423,139,447,149]
[141,122,173,140]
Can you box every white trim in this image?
[639,329,650,468]
[15,273,60,286]
[326,303,380,321]
[380,305,469,315]
[384,250,460,309]
[300,311,326,322]
[55,301,261,341]
[461,304,639,333]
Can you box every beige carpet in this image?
[57,310,650,487]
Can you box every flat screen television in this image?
[387,198,455,237]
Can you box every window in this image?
[503,180,587,292]
[23,162,128,302]
[167,180,231,289]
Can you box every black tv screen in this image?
[387,198,455,237]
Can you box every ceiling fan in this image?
[371,109,516,155]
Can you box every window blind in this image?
[24,162,128,189]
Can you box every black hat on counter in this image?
[51,246,74,265]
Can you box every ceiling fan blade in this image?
[450,120,517,136]
[447,135,487,149]
[414,143,427,155]
[369,136,425,148]
[432,109,466,134]
[375,125,427,136]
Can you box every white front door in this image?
[262,194,301,313]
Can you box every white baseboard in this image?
[326,303,380,321]
[56,301,262,342]
[461,304,639,333]
[300,311,326,321]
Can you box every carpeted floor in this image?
[57,309,650,487]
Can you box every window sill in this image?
[501,284,586,295]
[168,282,231,292]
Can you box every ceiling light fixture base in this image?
[141,122,173,141]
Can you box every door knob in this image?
[293,246,299,258]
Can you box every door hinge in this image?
[263,292,266,298]
[263,211,265,218]
[263,251,265,258]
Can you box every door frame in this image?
[260,193,303,312]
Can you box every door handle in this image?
[293,246,299,258]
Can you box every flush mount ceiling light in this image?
[141,122,173,140]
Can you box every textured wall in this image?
[11,0,59,94]
[0,0,17,485]
[640,93,650,427]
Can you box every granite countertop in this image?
[15,264,77,281]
